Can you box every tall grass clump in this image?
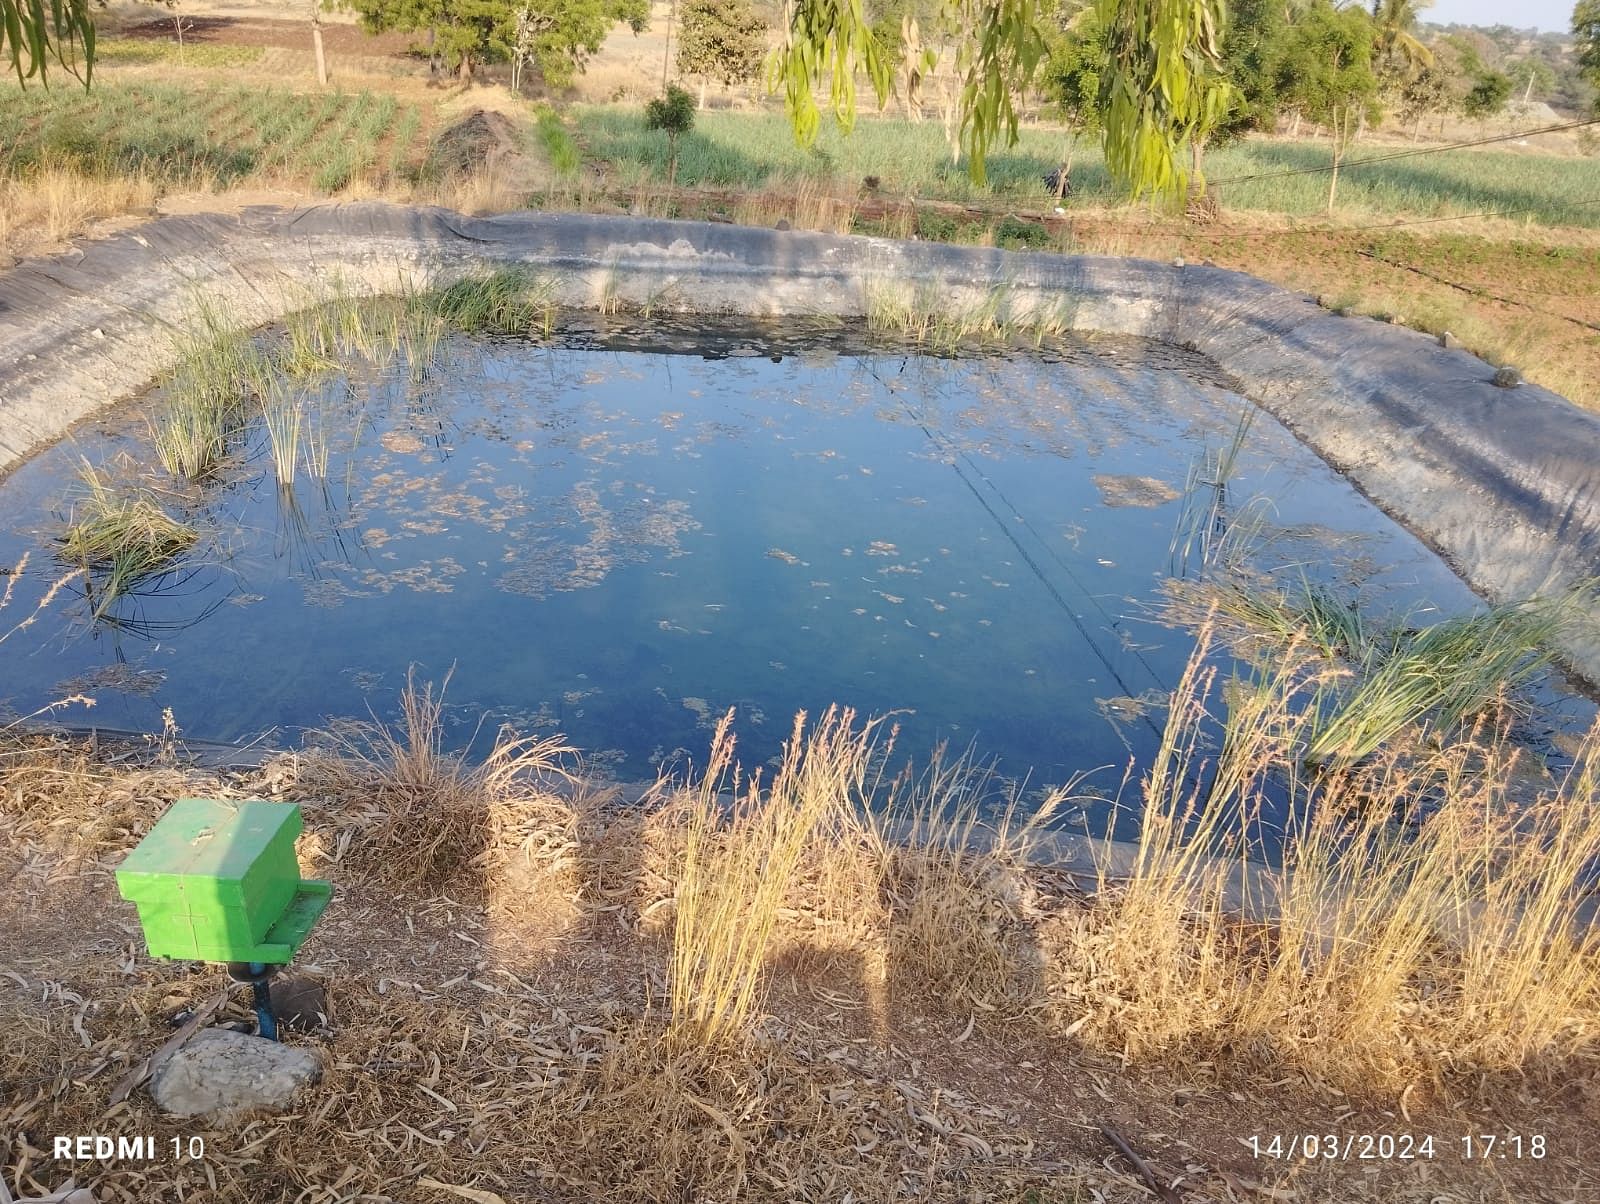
[1042,625,1600,1098]
[1303,596,1573,769]
[1181,570,1585,773]
[420,268,558,336]
[669,707,874,1044]
[535,109,581,178]
[303,668,577,890]
[864,280,1072,351]
[867,752,1073,1013]
[58,460,198,615]
[153,302,272,480]
[259,378,306,486]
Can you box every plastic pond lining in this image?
[1,204,1597,678]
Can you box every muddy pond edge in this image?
[1,203,1597,678]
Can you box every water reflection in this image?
[0,317,1492,814]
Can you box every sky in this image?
[1423,0,1574,34]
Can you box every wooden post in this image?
[310,0,328,87]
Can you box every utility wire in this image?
[1199,115,1600,189]
[874,361,1171,743]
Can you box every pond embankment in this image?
[1,205,1597,676]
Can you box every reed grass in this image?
[420,267,558,336]
[1303,596,1574,769]
[864,280,1074,350]
[259,378,305,486]
[1184,571,1582,772]
[58,460,197,615]
[152,301,271,480]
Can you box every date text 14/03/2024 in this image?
[1248,1134,1547,1161]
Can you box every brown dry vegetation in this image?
[3,634,1599,1202]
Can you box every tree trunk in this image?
[1289,109,1301,139]
[1327,110,1345,214]
[667,136,678,190]
[1411,112,1421,141]
[698,78,706,110]
[310,1,328,87]
[427,27,440,78]
[174,11,184,60]
[661,0,676,92]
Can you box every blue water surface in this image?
[0,318,1499,808]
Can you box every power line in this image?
[1200,115,1600,189]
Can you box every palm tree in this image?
[2,0,97,86]
[1371,0,1433,77]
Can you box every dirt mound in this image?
[426,108,528,180]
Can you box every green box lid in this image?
[118,799,301,883]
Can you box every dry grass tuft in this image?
[1040,626,1600,1099]
[667,706,880,1044]
[0,165,162,257]
[301,668,578,892]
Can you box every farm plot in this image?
[0,81,427,195]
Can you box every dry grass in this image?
[0,166,162,258]
[1042,628,1600,1099]
[668,706,881,1044]
[295,655,1600,1101]
[3,644,1598,1200]
[300,667,578,891]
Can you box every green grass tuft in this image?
[58,460,198,616]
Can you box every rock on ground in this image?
[150,1028,321,1119]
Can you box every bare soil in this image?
[2,737,1594,1203]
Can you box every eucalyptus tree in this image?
[2,0,97,85]
[768,0,1232,199]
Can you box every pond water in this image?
[0,317,1523,811]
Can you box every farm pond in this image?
[0,315,1582,826]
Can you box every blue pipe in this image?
[248,962,278,1041]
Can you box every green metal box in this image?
[116,799,331,964]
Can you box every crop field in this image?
[575,105,1600,229]
[93,36,266,69]
[0,80,427,194]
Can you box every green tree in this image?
[766,0,1046,186]
[1273,0,1379,211]
[676,0,766,107]
[1576,0,1600,110]
[1215,0,1288,139]
[1042,4,1102,141]
[1039,2,1102,190]
[769,0,1234,200]
[645,83,696,186]
[1461,68,1512,123]
[347,0,645,85]
[1370,0,1431,83]
[1509,57,1554,105]
[1397,59,1450,139]
[2,0,97,85]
